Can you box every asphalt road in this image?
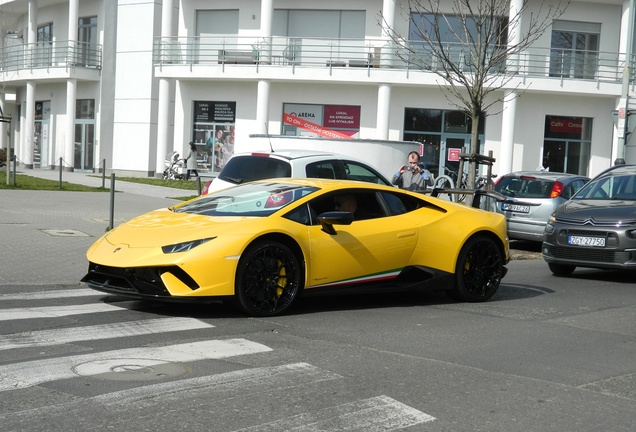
[0,178,633,431]
[1,259,634,432]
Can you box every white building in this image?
[1,0,635,179]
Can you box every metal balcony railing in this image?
[153,35,631,86]
[0,40,102,72]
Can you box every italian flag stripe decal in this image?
[311,269,402,288]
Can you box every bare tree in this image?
[383,0,570,190]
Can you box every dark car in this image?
[542,164,636,275]
[494,171,590,242]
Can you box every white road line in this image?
[0,317,213,350]
[233,395,436,432]
[94,362,341,406]
[0,302,133,321]
[0,339,272,392]
[0,363,341,422]
[0,288,103,301]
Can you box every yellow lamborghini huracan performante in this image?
[82,179,510,316]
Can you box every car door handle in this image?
[397,231,416,238]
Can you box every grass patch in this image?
[0,171,109,192]
[112,176,201,191]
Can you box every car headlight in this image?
[162,237,216,254]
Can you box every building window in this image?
[543,116,592,175]
[549,21,600,79]
[77,16,98,67]
[35,23,53,67]
[404,108,485,178]
[196,10,239,35]
[76,99,95,119]
[408,13,508,71]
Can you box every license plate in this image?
[568,236,606,247]
[502,203,530,213]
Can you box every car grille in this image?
[556,216,636,228]
[82,263,199,296]
[546,245,632,264]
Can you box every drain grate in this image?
[40,229,91,237]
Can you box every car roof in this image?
[230,149,351,161]
[248,176,394,192]
[501,171,589,180]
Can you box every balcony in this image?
[0,40,102,84]
[153,36,632,93]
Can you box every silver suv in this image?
[202,150,391,194]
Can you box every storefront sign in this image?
[283,103,360,138]
[549,118,582,134]
[283,113,352,139]
[194,101,236,122]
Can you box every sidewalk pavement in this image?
[1,168,185,287]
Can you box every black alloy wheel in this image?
[235,240,302,316]
[451,235,504,302]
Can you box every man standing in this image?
[392,151,434,192]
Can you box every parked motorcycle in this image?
[162,151,186,180]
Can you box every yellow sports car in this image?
[82,179,509,316]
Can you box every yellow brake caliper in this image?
[275,260,287,298]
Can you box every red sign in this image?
[549,118,582,133]
[448,148,461,162]
[323,105,361,129]
[283,114,353,139]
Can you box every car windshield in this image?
[573,174,636,200]
[495,176,555,198]
[174,182,318,216]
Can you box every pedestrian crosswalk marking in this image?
[0,363,341,423]
[0,288,102,301]
[232,395,435,431]
[0,339,272,392]
[94,362,340,407]
[0,302,138,321]
[0,317,212,351]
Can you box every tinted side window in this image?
[341,161,390,185]
[219,157,291,183]
[306,161,337,179]
[284,203,312,225]
[379,191,421,215]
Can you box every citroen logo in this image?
[582,217,595,226]
[113,247,121,253]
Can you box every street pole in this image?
[618,0,636,158]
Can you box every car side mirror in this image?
[317,211,354,235]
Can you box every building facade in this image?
[1,0,635,179]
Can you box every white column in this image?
[156,0,174,175]
[24,81,35,168]
[499,91,517,174]
[64,0,79,171]
[376,84,391,140]
[22,1,37,168]
[497,0,524,174]
[256,80,271,134]
[65,79,76,170]
[260,0,273,38]
[380,0,397,67]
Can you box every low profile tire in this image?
[450,235,504,302]
[548,262,576,276]
[235,240,303,317]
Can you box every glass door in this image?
[74,123,94,171]
[440,135,469,184]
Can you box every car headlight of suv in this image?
[162,237,216,254]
